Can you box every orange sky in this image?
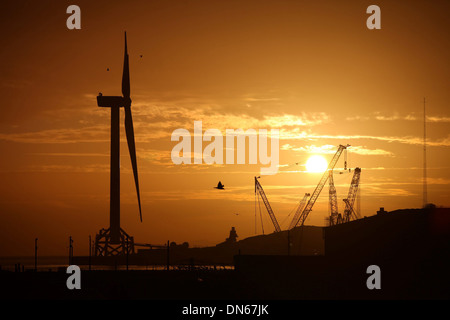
[0,0,449,257]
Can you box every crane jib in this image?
[255,177,282,233]
[298,144,349,226]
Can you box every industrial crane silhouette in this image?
[254,145,357,234]
[288,193,310,230]
[341,167,362,223]
[254,176,281,233]
[328,170,340,226]
[326,167,362,226]
[292,144,350,228]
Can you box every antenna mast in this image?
[423,97,427,208]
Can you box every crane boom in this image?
[288,193,310,230]
[296,144,349,227]
[255,176,282,233]
[328,170,339,226]
[343,167,361,223]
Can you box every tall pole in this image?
[254,192,257,235]
[126,238,129,271]
[287,230,290,256]
[89,235,92,271]
[69,236,73,266]
[167,240,170,271]
[423,98,428,208]
[34,238,38,272]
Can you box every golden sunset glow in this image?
[305,155,328,173]
[0,1,449,258]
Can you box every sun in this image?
[305,155,328,173]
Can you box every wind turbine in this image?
[94,32,142,256]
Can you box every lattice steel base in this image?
[94,227,135,256]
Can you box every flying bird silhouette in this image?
[214,181,225,190]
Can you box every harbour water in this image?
[0,256,233,272]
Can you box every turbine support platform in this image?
[94,227,135,257]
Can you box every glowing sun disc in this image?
[305,155,328,173]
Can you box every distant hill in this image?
[230,226,324,256]
[162,225,325,265]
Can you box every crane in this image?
[342,167,361,223]
[328,170,339,226]
[288,193,310,230]
[255,176,282,233]
[294,144,350,227]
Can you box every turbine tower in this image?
[423,97,427,208]
[94,32,142,256]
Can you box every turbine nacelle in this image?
[97,95,131,108]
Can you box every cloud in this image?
[374,112,400,121]
[262,113,330,127]
[362,186,415,197]
[427,177,450,185]
[1,94,449,152]
[427,116,450,123]
[244,97,281,102]
[142,189,253,202]
[281,144,393,156]
[280,132,450,147]
[0,101,331,144]
[404,114,416,121]
[348,111,450,123]
[136,104,329,130]
[2,122,449,150]
[348,146,393,156]
[1,79,33,89]
[0,125,109,144]
[346,115,370,121]
[29,152,109,157]
[373,112,418,121]
[22,164,110,173]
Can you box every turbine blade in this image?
[122,31,130,98]
[124,105,142,222]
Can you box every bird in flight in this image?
[214,181,225,190]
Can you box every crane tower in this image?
[342,167,362,223]
[328,170,339,226]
